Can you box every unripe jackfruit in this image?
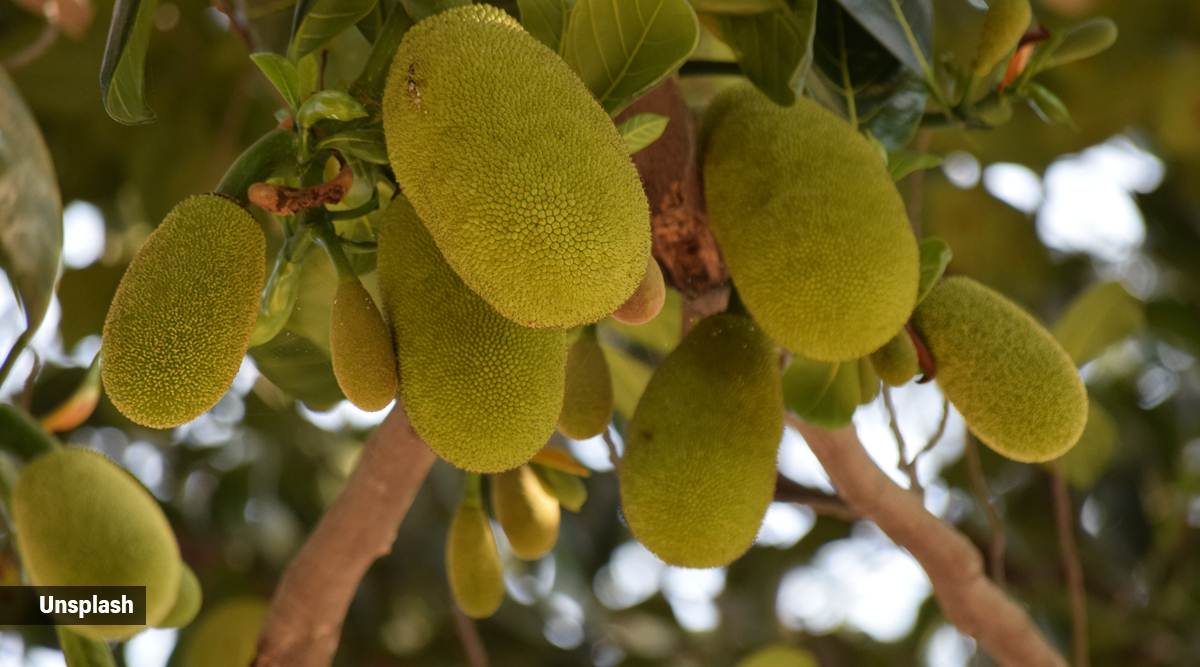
[973,0,1031,76]
[558,329,613,439]
[912,277,1086,462]
[619,313,783,568]
[383,5,650,328]
[12,448,181,640]
[179,597,268,667]
[702,84,918,362]
[612,259,667,326]
[378,198,567,473]
[102,194,265,428]
[737,645,819,667]
[446,487,505,618]
[157,564,202,628]
[490,465,560,560]
[871,331,919,387]
[330,277,399,411]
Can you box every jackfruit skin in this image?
[330,277,399,411]
[179,597,268,667]
[490,465,561,560]
[974,0,1031,76]
[871,331,919,386]
[702,84,918,362]
[102,194,265,428]
[12,448,181,640]
[912,277,1087,462]
[558,329,613,439]
[383,4,650,328]
[612,259,667,326]
[157,563,202,628]
[378,198,567,473]
[619,313,783,568]
[737,645,819,667]
[446,500,505,618]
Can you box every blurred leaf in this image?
[1146,299,1200,358]
[297,90,368,129]
[1048,397,1116,489]
[250,53,302,111]
[793,360,860,428]
[0,403,59,462]
[857,357,879,405]
[519,0,575,52]
[318,128,388,164]
[34,358,102,433]
[1042,17,1118,70]
[534,464,588,512]
[691,0,776,14]
[831,0,930,76]
[532,445,592,476]
[99,0,159,125]
[399,0,470,21]
[289,0,378,60]
[1026,82,1074,127]
[563,0,700,114]
[618,113,669,154]
[1053,281,1145,366]
[887,147,941,181]
[916,236,951,304]
[712,0,817,106]
[604,289,682,355]
[861,71,926,150]
[602,344,653,420]
[250,329,345,410]
[782,356,837,417]
[57,627,116,667]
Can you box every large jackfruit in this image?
[12,448,181,640]
[702,84,918,362]
[179,597,268,667]
[913,277,1086,462]
[619,313,783,568]
[383,4,650,328]
[490,465,560,560]
[558,328,613,439]
[102,194,265,428]
[378,198,567,473]
[446,481,505,618]
[330,277,399,411]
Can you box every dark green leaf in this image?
[618,113,669,154]
[887,147,942,181]
[99,0,159,125]
[861,70,926,150]
[351,6,416,101]
[519,0,575,52]
[783,356,837,417]
[399,0,471,21]
[1048,397,1116,489]
[792,360,861,428]
[713,0,817,106]
[250,329,345,411]
[57,627,117,667]
[289,0,378,60]
[916,236,951,305]
[0,403,59,463]
[1053,281,1145,367]
[831,0,931,76]
[1146,299,1200,358]
[297,90,369,129]
[691,0,777,15]
[318,128,388,164]
[250,52,302,111]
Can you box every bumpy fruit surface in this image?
[737,644,819,667]
[179,597,268,667]
[378,198,566,473]
[612,259,667,326]
[330,277,399,411]
[383,4,650,328]
[490,466,561,560]
[12,448,181,639]
[101,194,265,428]
[157,563,202,628]
[973,0,1032,76]
[619,313,783,568]
[447,495,505,618]
[870,331,919,387]
[702,84,918,362]
[558,329,613,439]
[913,277,1087,462]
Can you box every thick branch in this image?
[254,403,436,667]
[789,416,1067,667]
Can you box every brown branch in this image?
[254,403,436,667]
[964,437,1007,586]
[789,416,1067,667]
[211,0,256,52]
[881,386,920,494]
[249,162,353,215]
[773,475,858,522]
[452,606,490,667]
[1052,471,1089,667]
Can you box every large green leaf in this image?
[916,236,951,305]
[563,0,700,115]
[250,53,302,112]
[289,0,378,60]
[519,0,576,52]
[57,627,117,667]
[712,0,817,106]
[831,0,931,76]
[618,112,669,154]
[99,0,160,125]
[1053,281,1145,367]
[250,329,345,411]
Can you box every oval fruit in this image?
[179,597,269,667]
[447,487,505,619]
[558,328,613,440]
[330,277,399,411]
[490,465,560,561]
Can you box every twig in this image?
[2,23,58,70]
[211,0,256,52]
[881,386,919,494]
[964,437,1006,587]
[1052,471,1089,667]
[451,606,490,667]
[773,476,858,522]
[248,162,353,215]
[601,427,620,469]
[907,396,950,481]
[789,415,1066,667]
[254,403,436,667]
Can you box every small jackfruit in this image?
[378,198,567,473]
[12,448,181,639]
[330,277,399,411]
[157,564,202,628]
[857,358,880,405]
[447,480,505,618]
[912,277,1087,462]
[737,645,819,667]
[558,329,613,439]
[102,194,265,428]
[490,465,560,560]
[973,0,1032,76]
[702,84,918,362]
[789,359,860,429]
[384,5,650,328]
[179,597,268,667]
[619,313,783,568]
[612,259,667,326]
[870,332,919,387]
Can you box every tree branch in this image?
[965,437,1007,586]
[788,416,1067,667]
[1051,471,1089,667]
[254,402,436,667]
[773,475,858,522]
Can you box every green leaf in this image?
[58,627,117,667]
[297,90,369,129]
[1047,397,1116,489]
[318,128,389,164]
[1053,281,1145,367]
[1147,299,1200,358]
[793,360,861,428]
[783,356,837,417]
[351,6,416,101]
[618,113,669,154]
[519,0,575,52]
[250,330,345,411]
[1026,82,1075,127]
[691,0,777,15]
[563,0,700,115]
[1042,17,1118,70]
[861,71,926,150]
[533,464,588,512]
[712,0,817,106]
[289,0,378,60]
[832,0,931,76]
[887,147,942,181]
[916,236,951,305]
[250,53,302,112]
[99,0,159,125]
[0,403,59,462]
[602,344,653,421]
[399,0,471,21]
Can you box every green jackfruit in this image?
[157,564,202,628]
[973,0,1031,76]
[612,259,667,326]
[447,482,505,619]
[12,448,181,640]
[857,358,880,405]
[378,198,567,473]
[871,332,919,386]
[490,465,560,560]
[702,84,918,362]
[330,277,399,411]
[383,5,650,328]
[619,313,783,568]
[179,597,268,667]
[737,645,819,667]
[558,329,613,439]
[913,277,1087,462]
[102,194,265,428]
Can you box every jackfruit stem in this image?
[215,128,298,204]
[0,404,61,464]
[461,474,483,510]
[314,220,357,282]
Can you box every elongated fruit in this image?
[490,465,560,560]
[913,277,1086,462]
[558,328,613,439]
[180,597,268,667]
[447,481,505,618]
[619,313,783,568]
[102,194,265,428]
[330,277,399,411]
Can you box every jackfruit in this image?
[912,277,1086,462]
[857,358,880,405]
[558,328,613,439]
[973,0,1031,76]
[383,4,650,328]
[157,564,202,628]
[490,465,560,560]
[446,478,505,618]
[179,597,268,667]
[102,194,265,428]
[612,259,667,326]
[871,332,919,386]
[330,277,399,411]
[12,448,181,640]
[619,313,783,568]
[737,645,819,667]
[378,198,567,473]
[702,84,918,362]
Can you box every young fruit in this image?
[612,259,667,326]
[383,5,650,328]
[870,331,920,387]
[737,644,819,667]
[913,277,1087,462]
[490,466,560,560]
[446,479,505,619]
[330,277,399,411]
[973,0,1032,76]
[619,313,783,568]
[558,329,613,440]
[101,194,265,428]
[179,597,269,667]
[702,84,918,362]
[12,448,181,640]
[157,564,202,628]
